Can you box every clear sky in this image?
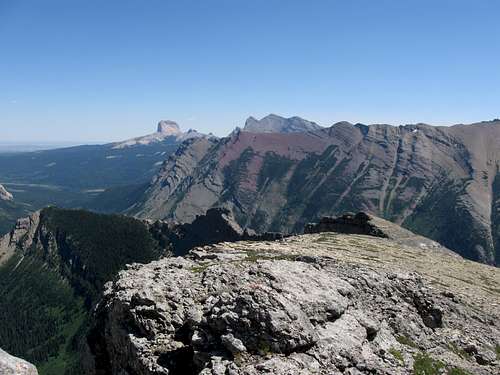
[1,0,499,143]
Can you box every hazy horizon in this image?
[2,0,499,143]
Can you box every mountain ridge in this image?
[129,117,500,265]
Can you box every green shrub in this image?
[389,347,404,364]
[413,353,445,375]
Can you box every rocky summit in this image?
[158,120,182,135]
[129,118,500,265]
[92,231,500,375]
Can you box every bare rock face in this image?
[0,184,13,201]
[157,120,182,135]
[0,348,38,375]
[92,233,500,374]
[0,211,40,266]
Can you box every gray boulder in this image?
[0,348,38,375]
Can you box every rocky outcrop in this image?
[92,233,500,374]
[304,212,388,237]
[130,118,500,265]
[0,211,40,265]
[146,207,246,256]
[0,348,38,375]
[305,211,452,253]
[157,120,182,135]
[0,184,13,201]
[243,114,322,133]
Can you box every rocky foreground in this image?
[0,348,37,375]
[92,233,500,374]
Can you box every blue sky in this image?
[1,0,499,142]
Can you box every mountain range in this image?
[126,115,500,265]
[1,114,499,266]
[1,114,500,374]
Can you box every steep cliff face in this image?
[131,119,500,264]
[91,232,500,375]
[0,208,167,374]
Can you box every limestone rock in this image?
[0,348,38,375]
[157,120,182,135]
[91,233,500,374]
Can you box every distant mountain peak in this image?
[0,184,13,201]
[157,120,181,135]
[112,120,208,149]
[243,114,322,134]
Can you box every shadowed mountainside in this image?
[0,208,167,374]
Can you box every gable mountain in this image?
[243,114,322,133]
[129,116,500,265]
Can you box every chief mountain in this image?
[126,114,500,265]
